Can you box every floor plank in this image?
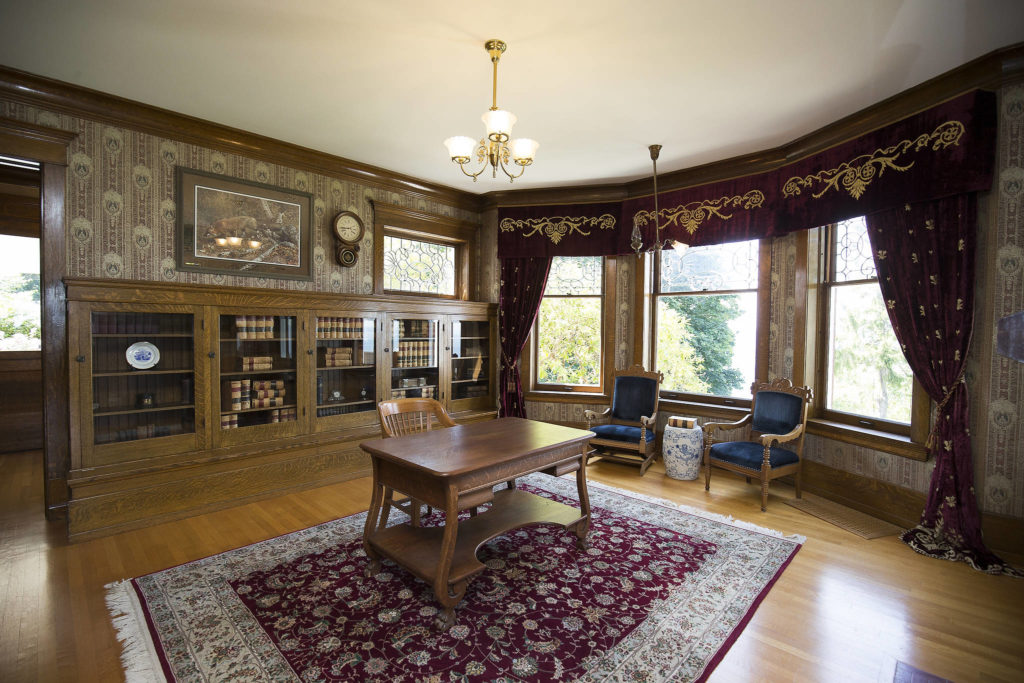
[1,450,1022,682]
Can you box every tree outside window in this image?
[0,234,41,351]
[654,240,759,399]
[535,256,604,389]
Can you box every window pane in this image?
[545,256,603,296]
[827,282,912,422]
[0,234,41,351]
[834,216,876,282]
[660,239,758,293]
[656,293,756,398]
[382,235,456,295]
[536,297,601,386]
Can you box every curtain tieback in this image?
[925,366,968,450]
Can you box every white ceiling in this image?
[1,1,1022,194]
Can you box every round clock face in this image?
[332,211,365,245]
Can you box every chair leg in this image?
[704,455,711,491]
[745,476,751,484]
[761,478,769,512]
[410,498,421,527]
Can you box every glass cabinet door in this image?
[449,316,494,409]
[314,313,378,429]
[215,311,302,443]
[82,308,199,465]
[387,316,440,401]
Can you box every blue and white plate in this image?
[126,341,160,369]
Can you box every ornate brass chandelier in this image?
[443,39,538,183]
[631,144,687,256]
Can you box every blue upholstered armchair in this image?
[702,378,813,511]
[584,365,663,475]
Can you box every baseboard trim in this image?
[795,460,1024,558]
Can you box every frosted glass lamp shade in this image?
[482,109,516,140]
[511,138,539,162]
[444,136,477,160]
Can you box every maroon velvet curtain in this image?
[866,196,1020,576]
[498,257,552,418]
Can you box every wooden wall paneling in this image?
[793,459,1024,557]
[0,351,43,452]
[0,119,74,518]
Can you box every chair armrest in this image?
[702,414,751,435]
[640,412,657,428]
[584,408,611,428]
[760,423,804,447]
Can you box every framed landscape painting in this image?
[176,168,314,280]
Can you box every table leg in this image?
[362,466,385,578]
[574,453,592,550]
[431,492,466,629]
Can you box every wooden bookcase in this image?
[65,279,497,540]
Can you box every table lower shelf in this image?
[366,488,585,587]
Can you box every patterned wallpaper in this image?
[0,100,479,297]
[974,84,1024,518]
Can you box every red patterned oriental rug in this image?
[106,474,802,682]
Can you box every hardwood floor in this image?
[2,449,1022,682]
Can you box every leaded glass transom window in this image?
[545,256,603,296]
[660,240,759,292]
[382,235,456,296]
[833,216,876,282]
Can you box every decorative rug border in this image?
[106,578,169,682]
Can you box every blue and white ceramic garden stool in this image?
[662,418,703,480]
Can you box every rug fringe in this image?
[580,477,806,544]
[105,579,167,682]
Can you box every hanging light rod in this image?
[631,144,688,257]
[443,39,539,183]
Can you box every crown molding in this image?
[0,66,484,213]
[483,42,1024,210]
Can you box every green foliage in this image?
[0,273,41,349]
[537,297,601,386]
[829,283,912,422]
[660,295,744,396]
[655,304,710,394]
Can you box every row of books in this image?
[395,341,434,367]
[459,385,489,398]
[397,319,432,338]
[391,386,436,399]
[323,347,354,367]
[226,379,287,411]
[219,407,297,429]
[316,317,365,339]
[240,356,274,371]
[235,315,276,339]
[99,424,179,443]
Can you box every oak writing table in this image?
[359,417,593,628]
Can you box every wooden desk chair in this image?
[375,398,457,528]
[702,378,813,511]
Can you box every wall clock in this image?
[332,210,365,268]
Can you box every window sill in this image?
[806,419,928,461]
[524,390,611,404]
[658,397,750,422]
